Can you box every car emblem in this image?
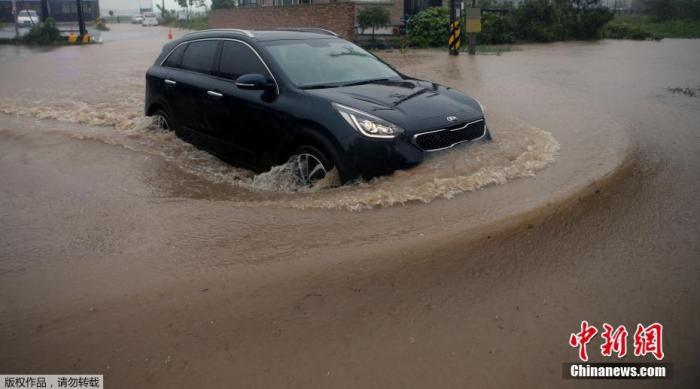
[446,116,458,122]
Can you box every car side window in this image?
[218,41,270,81]
[180,40,219,74]
[162,44,187,68]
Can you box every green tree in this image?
[407,7,450,47]
[357,6,391,41]
[514,0,562,42]
[513,0,612,41]
[479,12,516,44]
[177,0,189,17]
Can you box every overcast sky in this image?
[100,0,211,14]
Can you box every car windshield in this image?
[261,39,400,88]
[143,13,155,17]
[19,10,37,17]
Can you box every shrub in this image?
[576,8,614,39]
[22,17,62,45]
[603,16,698,39]
[407,7,450,47]
[479,12,516,44]
[407,1,616,47]
[603,21,656,39]
[513,0,562,42]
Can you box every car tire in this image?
[152,109,172,131]
[289,145,336,187]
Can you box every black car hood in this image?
[304,79,483,134]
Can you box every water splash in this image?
[0,97,559,211]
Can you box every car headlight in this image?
[332,103,403,139]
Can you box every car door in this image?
[207,40,286,169]
[173,40,221,134]
[157,43,188,125]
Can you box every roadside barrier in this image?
[67,32,91,44]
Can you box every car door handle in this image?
[207,90,223,98]
[164,79,176,86]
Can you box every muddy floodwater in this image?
[1,25,699,388]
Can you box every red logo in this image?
[569,321,664,361]
[569,321,598,362]
[600,323,628,358]
[633,323,664,360]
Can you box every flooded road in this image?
[1,25,699,388]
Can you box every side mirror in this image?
[235,73,273,91]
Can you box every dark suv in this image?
[145,28,490,184]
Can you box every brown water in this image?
[0,25,699,388]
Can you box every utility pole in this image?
[41,0,49,22]
[11,0,19,40]
[76,0,87,38]
[465,1,481,55]
[468,0,476,55]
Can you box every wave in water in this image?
[0,98,560,211]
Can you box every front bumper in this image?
[344,124,491,180]
[346,136,424,179]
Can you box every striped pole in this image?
[448,0,461,56]
[448,20,461,55]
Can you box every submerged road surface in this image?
[0,25,699,388]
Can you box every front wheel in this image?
[151,109,172,131]
[289,145,335,187]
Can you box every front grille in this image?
[413,120,486,151]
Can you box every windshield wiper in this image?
[300,78,396,90]
[339,78,393,87]
[300,83,343,90]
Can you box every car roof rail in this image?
[183,29,255,38]
[274,27,338,37]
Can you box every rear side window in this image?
[218,41,269,80]
[163,44,186,68]
[181,40,219,74]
